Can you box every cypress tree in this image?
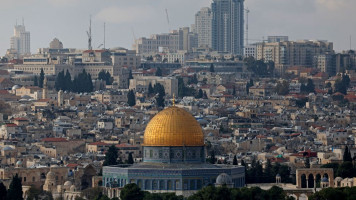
[148,83,154,96]
[127,153,134,164]
[103,145,118,166]
[0,182,7,200]
[343,146,352,162]
[7,174,23,200]
[64,70,72,91]
[39,68,45,88]
[105,71,113,85]
[155,67,162,76]
[233,155,238,165]
[55,70,65,91]
[98,70,106,81]
[196,89,203,99]
[127,90,136,106]
[209,150,216,164]
[87,73,93,92]
[209,63,215,72]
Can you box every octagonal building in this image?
[102,106,245,197]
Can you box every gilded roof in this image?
[143,106,204,146]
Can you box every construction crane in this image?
[87,16,93,50]
[165,8,171,32]
[244,8,250,46]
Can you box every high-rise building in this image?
[211,0,244,55]
[133,27,198,55]
[194,7,213,48]
[10,23,31,56]
[256,40,334,75]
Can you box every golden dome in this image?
[143,106,204,146]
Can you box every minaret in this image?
[42,77,48,99]
[58,90,64,107]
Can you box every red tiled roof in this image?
[315,89,327,94]
[313,72,328,78]
[41,138,68,142]
[115,143,137,148]
[0,90,9,95]
[66,163,79,168]
[13,117,28,121]
[5,123,17,127]
[88,142,109,146]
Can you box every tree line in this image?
[117,183,293,200]
[245,158,292,184]
[55,69,93,93]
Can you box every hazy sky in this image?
[1,0,355,55]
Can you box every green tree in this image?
[103,145,118,166]
[154,83,165,108]
[64,69,72,91]
[196,89,203,99]
[155,67,162,76]
[26,185,41,200]
[275,80,289,95]
[39,68,45,88]
[105,71,113,85]
[246,79,253,94]
[0,182,7,200]
[7,174,23,200]
[264,159,274,183]
[188,74,198,84]
[148,83,154,96]
[72,69,93,93]
[343,146,352,162]
[309,187,346,200]
[209,150,216,164]
[301,79,315,94]
[120,183,145,200]
[233,155,238,165]
[210,63,215,72]
[127,152,134,164]
[33,76,38,86]
[337,161,354,178]
[55,70,65,91]
[98,70,106,81]
[188,185,218,200]
[127,90,136,106]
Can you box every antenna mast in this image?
[104,22,106,49]
[87,16,93,50]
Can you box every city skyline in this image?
[1,0,356,55]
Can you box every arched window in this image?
[159,180,165,190]
[145,180,151,190]
[152,180,158,190]
[167,180,173,190]
[32,177,35,182]
[175,180,180,189]
[137,180,142,189]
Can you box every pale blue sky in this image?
[1,0,355,55]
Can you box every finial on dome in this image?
[172,93,175,106]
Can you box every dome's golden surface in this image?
[143,106,204,146]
